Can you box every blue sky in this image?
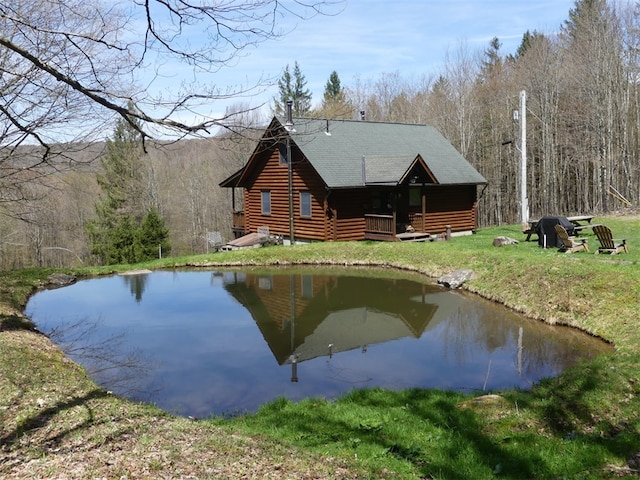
[143,0,577,122]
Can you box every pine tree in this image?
[292,61,311,115]
[86,109,170,265]
[135,210,171,261]
[318,70,350,118]
[112,215,137,264]
[323,71,344,104]
[275,64,294,116]
[274,61,312,116]
[515,30,546,58]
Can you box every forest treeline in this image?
[333,0,640,227]
[0,137,249,269]
[1,0,638,269]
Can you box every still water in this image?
[25,268,611,418]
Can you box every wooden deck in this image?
[396,231,433,242]
[364,214,441,242]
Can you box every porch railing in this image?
[364,214,395,240]
[232,211,245,229]
[232,211,245,238]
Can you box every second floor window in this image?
[300,191,311,218]
[261,191,271,215]
[279,143,288,165]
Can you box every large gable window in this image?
[300,191,311,218]
[261,190,271,215]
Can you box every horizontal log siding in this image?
[329,189,368,241]
[245,149,328,241]
[415,185,478,234]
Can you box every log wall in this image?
[410,185,478,234]
[329,189,368,241]
[245,149,328,241]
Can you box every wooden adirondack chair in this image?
[554,224,589,253]
[592,225,628,254]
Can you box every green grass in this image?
[2,215,640,478]
[225,354,640,479]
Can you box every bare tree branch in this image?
[0,0,341,214]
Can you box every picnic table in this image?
[566,215,594,226]
[523,215,599,241]
[566,215,602,233]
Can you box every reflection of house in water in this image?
[221,271,447,381]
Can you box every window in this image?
[261,191,271,215]
[409,187,421,207]
[278,143,288,165]
[258,276,272,290]
[301,275,313,298]
[300,191,312,218]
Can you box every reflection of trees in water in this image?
[436,297,608,376]
[120,273,149,302]
[45,317,155,397]
[436,300,504,366]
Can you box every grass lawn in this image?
[1,215,640,479]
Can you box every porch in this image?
[364,214,435,242]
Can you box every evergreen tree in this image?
[317,70,350,118]
[477,37,504,86]
[274,61,312,116]
[514,30,546,59]
[112,215,137,264]
[323,71,343,102]
[86,109,170,265]
[564,0,609,41]
[135,210,171,261]
[292,61,312,115]
[275,64,293,116]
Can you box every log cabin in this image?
[220,115,487,244]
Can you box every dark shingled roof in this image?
[285,117,487,188]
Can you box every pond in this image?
[25,267,611,418]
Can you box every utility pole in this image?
[519,90,529,225]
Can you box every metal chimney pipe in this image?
[286,99,293,128]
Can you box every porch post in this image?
[392,192,397,236]
[421,187,427,232]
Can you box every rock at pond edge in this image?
[437,269,473,289]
